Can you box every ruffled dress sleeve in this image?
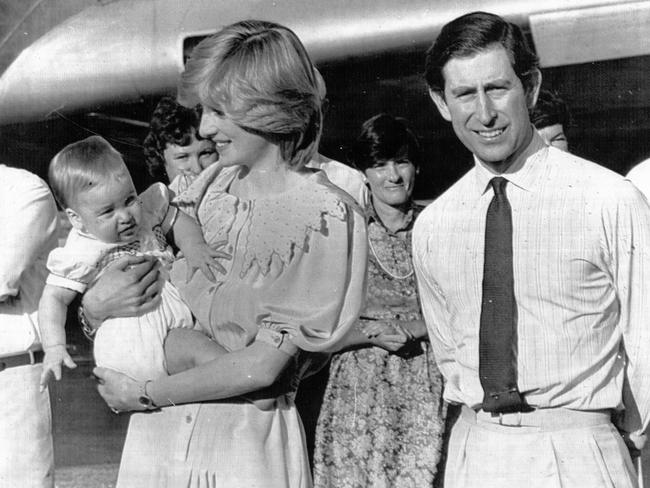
[139,182,177,234]
[253,186,368,353]
[172,163,228,222]
[45,229,108,293]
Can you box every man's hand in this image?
[40,345,77,391]
[82,255,163,326]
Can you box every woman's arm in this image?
[335,319,412,353]
[334,317,428,353]
[333,325,375,350]
[94,340,294,411]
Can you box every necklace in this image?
[368,234,414,280]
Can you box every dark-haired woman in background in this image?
[143,96,218,195]
[530,89,571,152]
[313,113,445,488]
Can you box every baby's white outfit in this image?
[46,183,194,381]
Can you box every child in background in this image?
[38,135,228,389]
[143,96,218,196]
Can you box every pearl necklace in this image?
[368,234,414,280]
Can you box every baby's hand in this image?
[183,240,231,283]
[39,345,77,391]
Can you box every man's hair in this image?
[179,19,322,170]
[424,11,539,95]
[143,96,203,183]
[530,89,572,130]
[348,113,421,172]
[48,135,127,209]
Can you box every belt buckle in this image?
[497,411,523,427]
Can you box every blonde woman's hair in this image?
[179,20,322,169]
[48,135,128,209]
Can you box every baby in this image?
[38,135,227,389]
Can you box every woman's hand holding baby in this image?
[93,367,149,413]
[83,254,163,326]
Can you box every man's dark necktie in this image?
[479,177,524,413]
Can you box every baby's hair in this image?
[48,135,128,209]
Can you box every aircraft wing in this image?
[0,0,648,125]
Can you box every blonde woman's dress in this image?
[115,164,367,488]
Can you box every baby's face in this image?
[71,173,142,244]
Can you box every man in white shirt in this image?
[0,164,58,487]
[413,11,650,487]
[626,158,650,202]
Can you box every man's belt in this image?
[0,350,44,372]
[461,404,612,431]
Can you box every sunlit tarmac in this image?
[49,357,128,488]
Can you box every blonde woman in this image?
[91,20,367,488]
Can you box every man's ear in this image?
[428,89,452,122]
[526,68,542,109]
[65,208,84,231]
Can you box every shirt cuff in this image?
[256,325,298,356]
[46,274,87,294]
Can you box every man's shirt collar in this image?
[473,128,548,197]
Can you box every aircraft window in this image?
[182,33,219,65]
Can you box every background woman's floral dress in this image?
[313,203,446,488]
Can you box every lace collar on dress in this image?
[175,165,350,278]
[241,172,348,277]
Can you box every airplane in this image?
[2,2,650,483]
[0,0,649,199]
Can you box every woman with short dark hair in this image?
[313,113,445,488]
